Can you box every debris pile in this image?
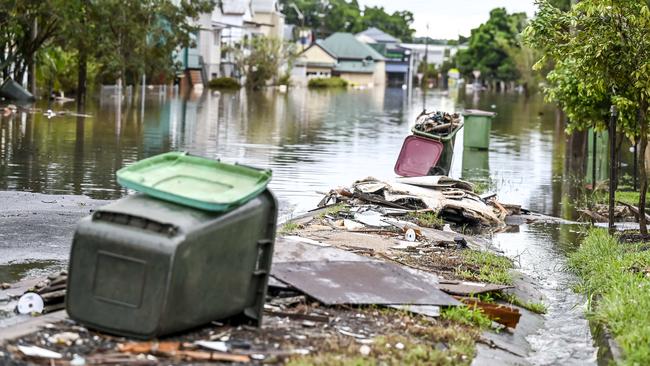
[413,110,462,137]
[4,271,68,316]
[0,176,544,365]
[319,176,507,227]
[578,201,646,223]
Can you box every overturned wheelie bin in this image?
[66,152,277,339]
[394,111,463,177]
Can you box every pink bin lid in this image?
[394,135,444,177]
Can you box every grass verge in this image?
[568,229,650,364]
[279,222,301,235]
[407,211,444,229]
[441,306,493,330]
[456,250,514,285]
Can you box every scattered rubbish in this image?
[454,237,468,249]
[458,297,521,328]
[301,320,317,327]
[391,240,420,250]
[346,177,503,226]
[404,228,417,242]
[16,292,44,314]
[195,340,228,352]
[70,354,86,365]
[413,110,462,137]
[271,261,459,306]
[394,175,474,191]
[47,331,80,346]
[344,219,365,231]
[0,78,35,101]
[265,310,330,323]
[270,295,306,307]
[337,327,368,339]
[438,281,512,296]
[117,341,182,354]
[16,345,62,359]
[354,210,391,227]
[390,304,441,317]
[359,344,372,356]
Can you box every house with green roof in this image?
[297,32,386,87]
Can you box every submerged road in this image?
[0,192,107,282]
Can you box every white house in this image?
[179,0,285,86]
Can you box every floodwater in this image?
[0,86,598,363]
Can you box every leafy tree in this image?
[547,0,571,12]
[357,7,414,41]
[280,0,414,41]
[0,0,64,89]
[89,0,214,86]
[227,37,297,90]
[321,0,361,35]
[524,0,650,233]
[454,8,527,85]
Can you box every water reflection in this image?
[461,147,490,183]
[1,88,606,363]
[0,88,617,217]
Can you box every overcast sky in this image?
[357,0,538,40]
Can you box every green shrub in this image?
[208,77,240,89]
[278,73,291,86]
[307,76,348,88]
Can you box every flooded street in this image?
[0,87,598,363]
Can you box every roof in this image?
[304,41,338,60]
[320,33,385,61]
[251,0,278,13]
[355,34,377,44]
[334,60,375,74]
[356,27,400,44]
[306,61,337,68]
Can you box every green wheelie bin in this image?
[462,109,496,150]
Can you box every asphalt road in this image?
[0,192,109,281]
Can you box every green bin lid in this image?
[116,152,272,212]
[462,109,496,117]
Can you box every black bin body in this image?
[66,190,277,339]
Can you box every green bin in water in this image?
[462,109,496,150]
[66,189,277,339]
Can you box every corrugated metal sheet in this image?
[271,261,460,306]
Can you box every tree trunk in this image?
[77,49,87,111]
[28,17,38,96]
[639,104,648,235]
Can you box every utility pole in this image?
[608,105,618,233]
[423,23,429,88]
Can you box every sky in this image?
[356,0,538,40]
